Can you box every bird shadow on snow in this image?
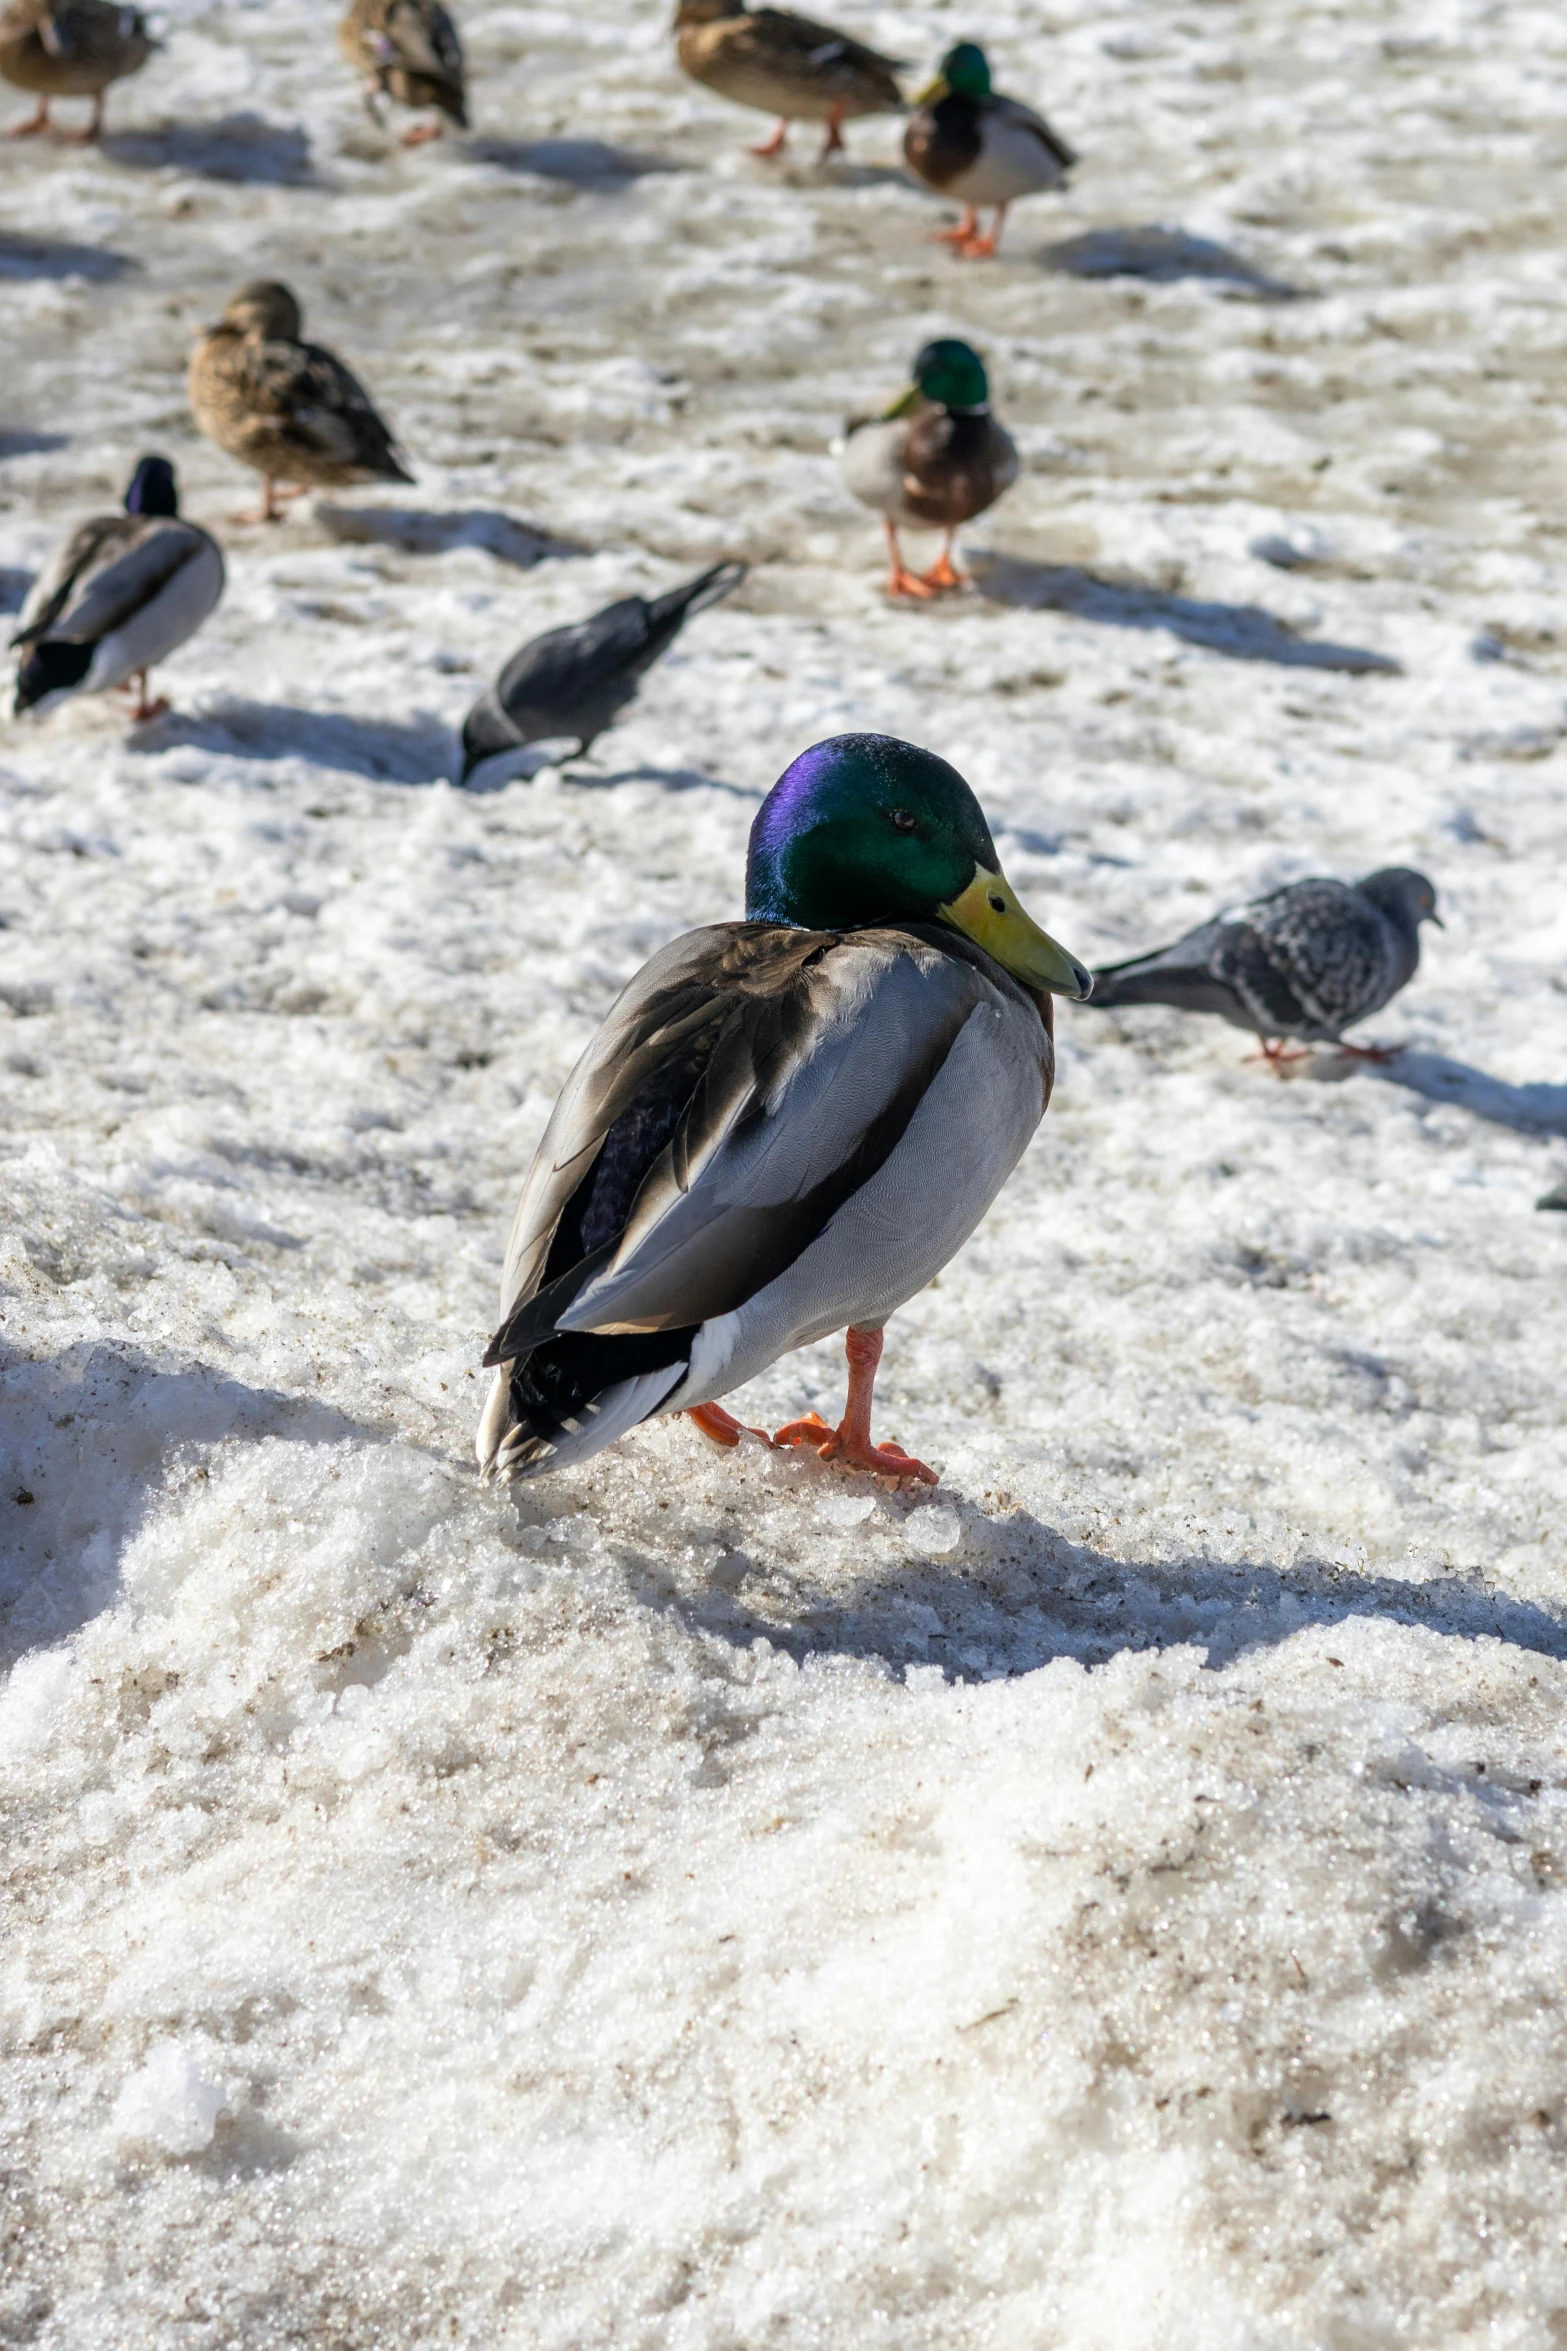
[314,502,582,567]
[661,1496,1567,1687]
[142,699,454,784]
[1040,224,1301,300]
[0,233,135,283]
[466,135,682,183]
[101,113,314,184]
[0,1335,384,1672]
[971,552,1402,674]
[0,567,34,615]
[1377,1051,1567,1137]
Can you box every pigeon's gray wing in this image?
[1236,880,1395,1035]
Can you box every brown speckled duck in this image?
[0,0,154,139]
[188,280,414,525]
[673,0,902,162]
[337,0,466,145]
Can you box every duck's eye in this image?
[989,893,1006,914]
[888,808,919,832]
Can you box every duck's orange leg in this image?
[934,203,979,248]
[816,102,845,160]
[128,670,169,723]
[748,116,789,157]
[401,118,443,146]
[6,100,50,135]
[919,530,966,592]
[233,477,309,525]
[57,92,104,143]
[954,202,1007,259]
[884,520,935,601]
[688,1402,772,1448]
[774,1325,939,1484]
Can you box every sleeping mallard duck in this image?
[460,560,747,782]
[673,0,903,162]
[1,0,154,140]
[338,0,466,145]
[839,337,1018,598]
[476,730,1091,1487]
[188,280,413,526]
[904,40,1075,258]
[11,456,223,724]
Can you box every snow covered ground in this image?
[4,0,1567,2336]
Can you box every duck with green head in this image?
[905,40,1076,259]
[477,732,1091,1488]
[839,337,1018,597]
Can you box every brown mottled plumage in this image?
[188,281,414,525]
[337,0,465,145]
[0,0,154,139]
[673,0,902,161]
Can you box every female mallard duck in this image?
[338,0,465,145]
[1,0,154,140]
[10,456,223,724]
[673,0,902,161]
[476,731,1090,1487]
[904,40,1075,258]
[188,280,413,526]
[839,337,1018,598]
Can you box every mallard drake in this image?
[1,0,154,140]
[476,731,1091,1487]
[904,41,1075,258]
[1086,871,1441,1068]
[673,0,902,161]
[460,560,747,783]
[10,456,223,724]
[188,280,413,526]
[839,338,1018,598]
[338,0,465,145]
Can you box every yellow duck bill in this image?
[940,867,1094,998]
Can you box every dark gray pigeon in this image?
[1085,868,1441,1062]
[459,560,746,782]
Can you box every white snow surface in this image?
[4,0,1567,2337]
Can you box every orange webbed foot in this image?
[919,550,966,593]
[773,1412,938,1485]
[886,566,937,600]
[687,1402,772,1449]
[401,120,443,145]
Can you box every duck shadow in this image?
[0,433,67,464]
[0,1335,383,1671]
[466,135,681,183]
[0,567,33,615]
[0,232,135,282]
[102,112,313,184]
[971,553,1401,674]
[1378,1050,1567,1136]
[659,1500,1567,1685]
[1041,223,1302,299]
[313,502,581,567]
[143,700,453,784]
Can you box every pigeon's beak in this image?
[940,866,1093,999]
[1429,911,1445,929]
[879,382,923,420]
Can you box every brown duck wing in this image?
[382,0,462,81]
[252,339,413,481]
[994,91,1077,169]
[736,8,902,96]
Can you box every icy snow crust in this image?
[3,0,1567,2336]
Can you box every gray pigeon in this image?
[459,560,745,782]
[1085,868,1441,1061]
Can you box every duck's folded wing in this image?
[14,521,196,648]
[996,92,1077,168]
[253,341,401,469]
[384,0,461,76]
[11,516,131,646]
[746,9,902,77]
[485,923,1014,1366]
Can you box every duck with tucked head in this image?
[904,40,1075,259]
[11,456,223,725]
[477,732,1090,1488]
[338,0,466,145]
[673,0,903,163]
[839,337,1018,598]
[188,280,413,526]
[1,0,156,140]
